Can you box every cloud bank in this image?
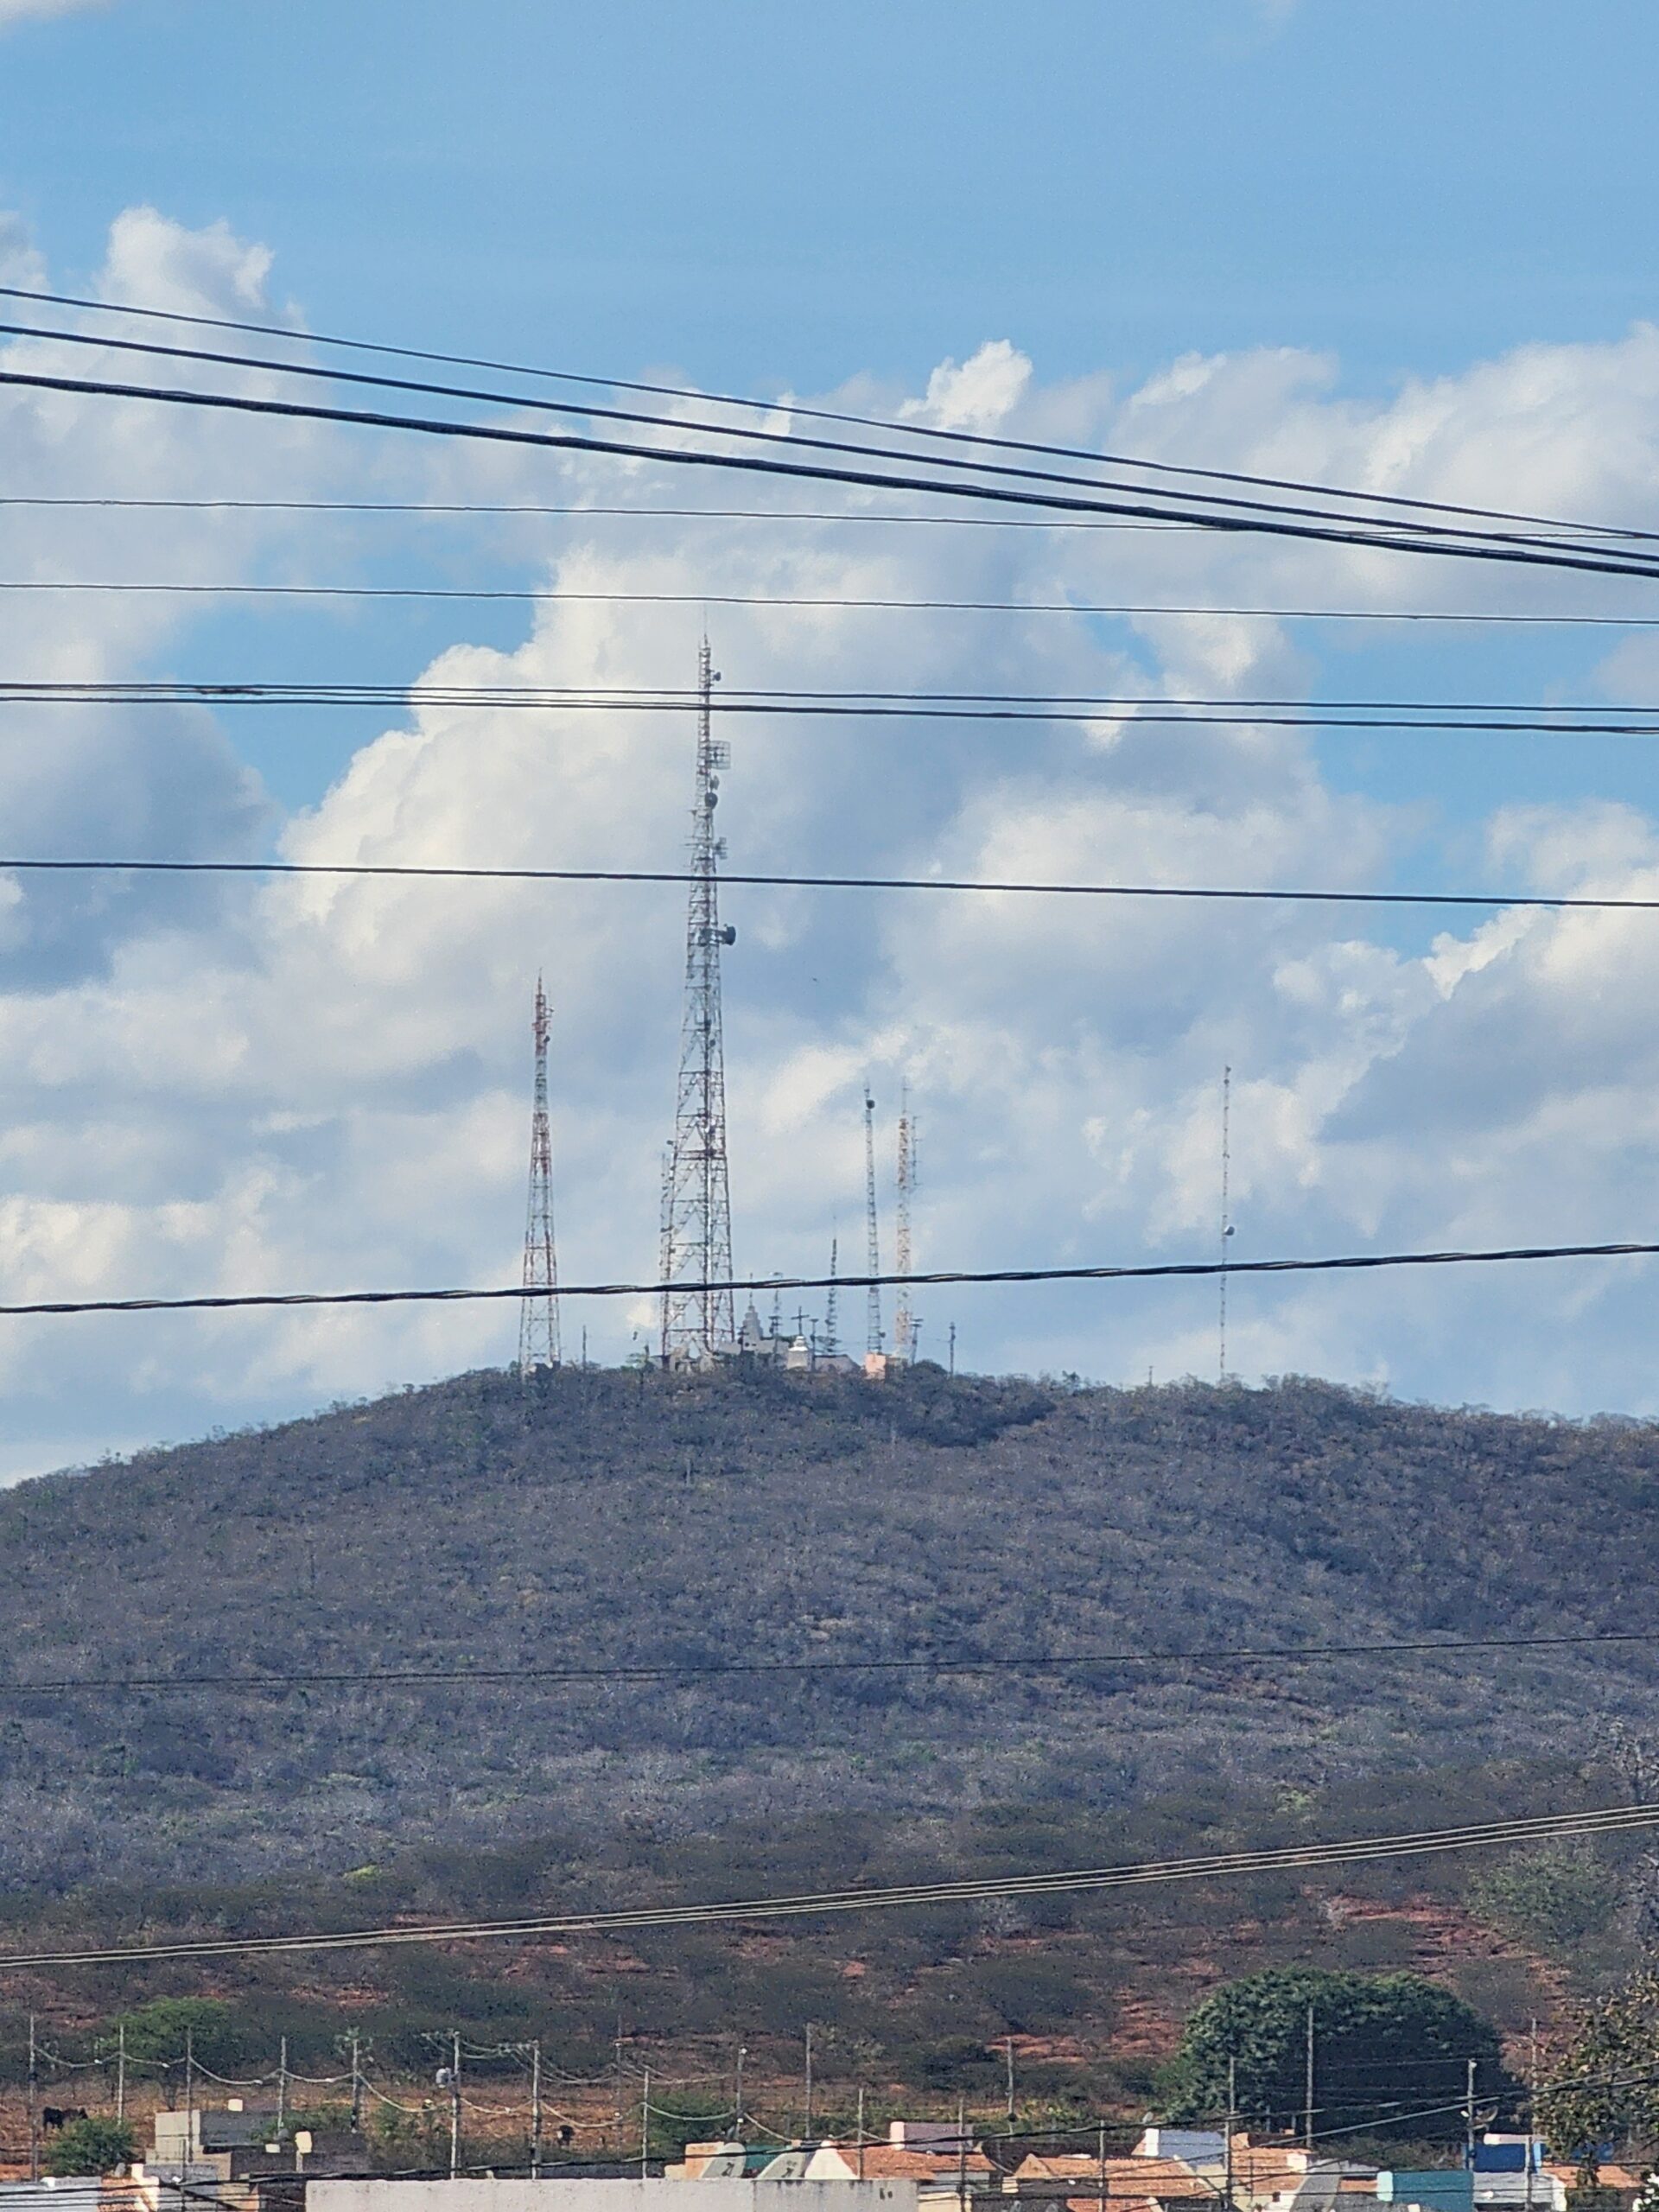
[3,207,1659,1472]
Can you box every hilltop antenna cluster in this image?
[518,976,560,1376]
[660,639,738,1363]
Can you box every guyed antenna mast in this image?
[518,976,560,1375]
[863,1087,883,1357]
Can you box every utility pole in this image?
[1523,2020,1537,2212]
[183,2024,196,2212]
[449,2032,462,2180]
[1303,2002,1314,2151]
[734,2044,747,2142]
[660,638,737,1364]
[1005,2036,1016,2126]
[1465,2058,1478,2171]
[27,2012,38,2183]
[1225,2056,1236,2212]
[276,2036,288,2136]
[957,2096,968,2212]
[349,2029,363,2133]
[184,2027,196,2164]
[531,2039,543,2179]
[856,2088,866,2180]
[518,976,561,1374]
[1096,2120,1108,2212]
[613,2029,625,2152]
[1219,1065,1233,1382]
[640,2066,651,2180]
[863,1088,882,1357]
[116,2022,126,2126]
[948,1321,956,1376]
[804,2023,814,2140]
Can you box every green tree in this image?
[1470,1849,1618,1950]
[109,1997,246,2070]
[44,2117,137,2177]
[1164,1967,1510,2144]
[1536,1971,1659,2174]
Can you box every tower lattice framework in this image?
[660,639,736,1363]
[893,1083,915,1363]
[518,975,561,1375]
[863,1087,883,1357]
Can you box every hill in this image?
[3,1361,1656,1898]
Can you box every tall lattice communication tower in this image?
[893,1083,916,1363]
[863,1087,883,1357]
[659,639,737,1363]
[823,1236,841,1358]
[518,975,560,1376]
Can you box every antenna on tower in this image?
[518,976,560,1377]
[893,1081,916,1364]
[1219,1064,1233,1383]
[660,639,737,1366]
[823,1236,840,1358]
[863,1087,883,1358]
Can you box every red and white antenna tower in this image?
[863,1087,883,1357]
[518,976,560,1376]
[893,1081,916,1363]
[823,1235,841,1357]
[660,639,737,1363]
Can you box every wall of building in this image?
[313,2183,918,2212]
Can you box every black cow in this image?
[41,2108,87,2132]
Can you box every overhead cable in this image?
[5,362,1659,583]
[11,577,1659,628]
[14,314,1568,550]
[3,1234,1657,1319]
[0,494,1181,531]
[0,1801,1652,1969]
[3,281,1646,546]
[3,1624,1656,1700]
[8,676,1659,735]
[6,854,1659,918]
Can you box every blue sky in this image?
[8,0,1659,836]
[2,0,1659,1466]
[6,0,1658,395]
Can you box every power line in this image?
[10,676,1659,736]
[6,360,1659,583]
[6,854,1659,918]
[10,577,1659,629]
[0,494,1181,531]
[22,313,1566,551]
[5,281,1646,547]
[3,1624,1657,1700]
[0,1801,1652,1970]
[3,1234,1657,1319]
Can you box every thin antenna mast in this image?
[518,976,560,1375]
[823,1236,840,1357]
[660,638,736,1363]
[863,1087,882,1357]
[893,1081,915,1363]
[1219,1063,1232,1382]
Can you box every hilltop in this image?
[2,1361,1656,1898]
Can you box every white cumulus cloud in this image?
[3,208,1659,1469]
